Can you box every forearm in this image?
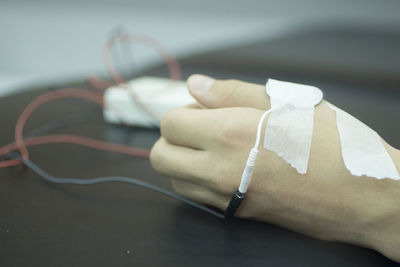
[361,145,400,261]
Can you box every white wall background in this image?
[1,0,400,95]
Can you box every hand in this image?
[150,74,400,262]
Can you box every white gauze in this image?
[263,79,323,174]
[328,104,400,180]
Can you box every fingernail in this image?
[188,74,215,95]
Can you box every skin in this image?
[150,75,400,262]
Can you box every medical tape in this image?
[263,79,323,174]
[103,77,195,127]
[328,103,400,180]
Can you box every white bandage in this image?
[103,77,195,127]
[328,104,400,180]
[263,79,323,174]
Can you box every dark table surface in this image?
[1,26,400,266]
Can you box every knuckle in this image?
[213,79,243,106]
[209,160,237,195]
[220,79,242,90]
[160,107,180,136]
[213,108,259,149]
[215,113,242,147]
[149,139,164,172]
[171,180,196,200]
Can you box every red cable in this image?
[0,33,181,169]
[87,75,115,90]
[0,88,149,168]
[14,89,104,161]
[88,34,182,91]
[102,34,182,85]
[88,33,183,122]
[0,134,150,168]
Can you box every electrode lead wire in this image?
[5,153,224,220]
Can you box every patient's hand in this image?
[150,74,400,262]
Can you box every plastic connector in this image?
[224,148,259,220]
[238,148,258,193]
[224,190,245,219]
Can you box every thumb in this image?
[187,74,269,109]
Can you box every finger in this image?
[187,74,270,109]
[150,137,211,184]
[160,105,219,150]
[171,179,229,211]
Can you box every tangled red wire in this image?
[0,33,182,168]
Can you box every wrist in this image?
[355,180,400,262]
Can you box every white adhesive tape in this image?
[264,79,323,174]
[328,103,400,180]
[266,79,323,108]
[103,76,195,127]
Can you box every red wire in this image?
[88,34,182,90]
[87,75,115,90]
[102,34,182,85]
[0,134,150,168]
[0,33,181,169]
[0,89,150,168]
[14,89,103,160]
[89,33,183,122]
